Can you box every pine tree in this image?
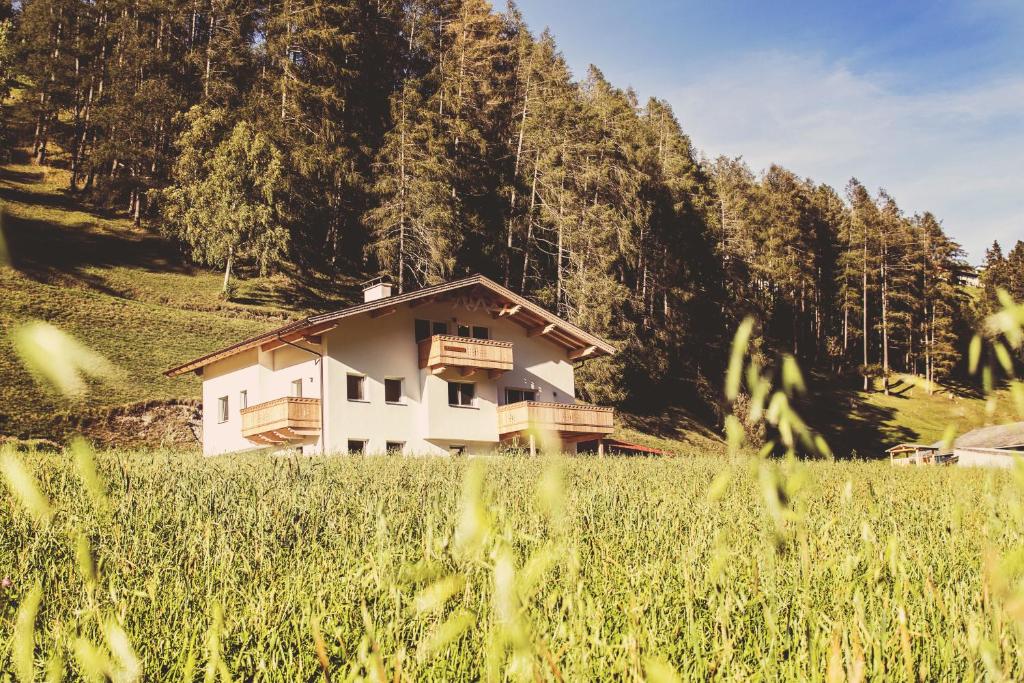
[367,81,460,289]
[846,179,881,391]
[980,241,1009,314]
[1005,241,1024,303]
[0,10,15,159]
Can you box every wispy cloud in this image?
[670,52,1024,261]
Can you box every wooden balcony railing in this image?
[418,335,514,377]
[241,397,321,445]
[497,401,614,438]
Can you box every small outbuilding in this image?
[886,444,939,466]
[888,422,1024,468]
[945,422,1024,468]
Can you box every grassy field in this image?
[3,448,1024,680]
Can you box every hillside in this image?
[0,160,1014,455]
[0,160,323,438]
[803,373,1017,458]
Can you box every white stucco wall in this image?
[201,350,261,456]
[322,297,579,456]
[199,294,584,456]
[954,448,1023,468]
[200,344,322,456]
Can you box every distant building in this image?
[888,422,1024,468]
[961,265,983,288]
[887,443,940,466]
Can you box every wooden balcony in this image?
[418,335,513,377]
[497,401,614,441]
[241,397,321,446]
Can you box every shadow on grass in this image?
[232,264,363,315]
[800,374,918,459]
[619,404,722,444]
[1,206,197,295]
[2,161,367,317]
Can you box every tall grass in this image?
[3,449,1024,680]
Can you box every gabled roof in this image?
[165,274,616,377]
[931,421,1024,453]
[885,443,937,454]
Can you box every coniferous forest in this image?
[1,0,1017,418]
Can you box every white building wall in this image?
[201,350,261,456]
[322,298,579,456]
[954,448,1024,468]
[200,345,322,456]
[200,294,585,456]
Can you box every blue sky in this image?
[514,0,1024,263]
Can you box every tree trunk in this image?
[519,154,539,292]
[223,246,234,294]
[881,238,890,395]
[504,47,533,287]
[862,237,869,391]
[397,96,407,294]
[204,11,217,99]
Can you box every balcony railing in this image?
[241,397,321,445]
[418,335,514,377]
[497,401,614,438]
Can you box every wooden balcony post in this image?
[529,433,536,457]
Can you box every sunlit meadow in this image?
[3,294,1024,680]
[4,448,1024,681]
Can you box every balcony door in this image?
[504,388,536,405]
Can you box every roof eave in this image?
[164,274,616,376]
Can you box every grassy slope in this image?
[0,161,308,437]
[0,160,1014,454]
[803,373,1018,458]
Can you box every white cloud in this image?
[670,52,1024,262]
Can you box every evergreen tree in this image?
[980,241,1009,314]
[0,8,15,159]
[367,81,460,289]
[1005,241,1024,303]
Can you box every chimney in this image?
[362,276,394,303]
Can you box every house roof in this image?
[885,443,937,454]
[932,421,1024,453]
[602,438,670,456]
[165,274,616,377]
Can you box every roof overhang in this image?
[886,443,937,454]
[165,275,616,377]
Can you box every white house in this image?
[165,275,616,456]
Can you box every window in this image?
[504,388,536,405]
[347,374,366,401]
[449,445,466,457]
[386,441,405,454]
[457,324,489,339]
[291,379,303,398]
[239,390,248,410]
[448,381,475,407]
[217,396,229,423]
[347,440,367,455]
[415,319,449,341]
[385,378,404,404]
[415,319,431,342]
